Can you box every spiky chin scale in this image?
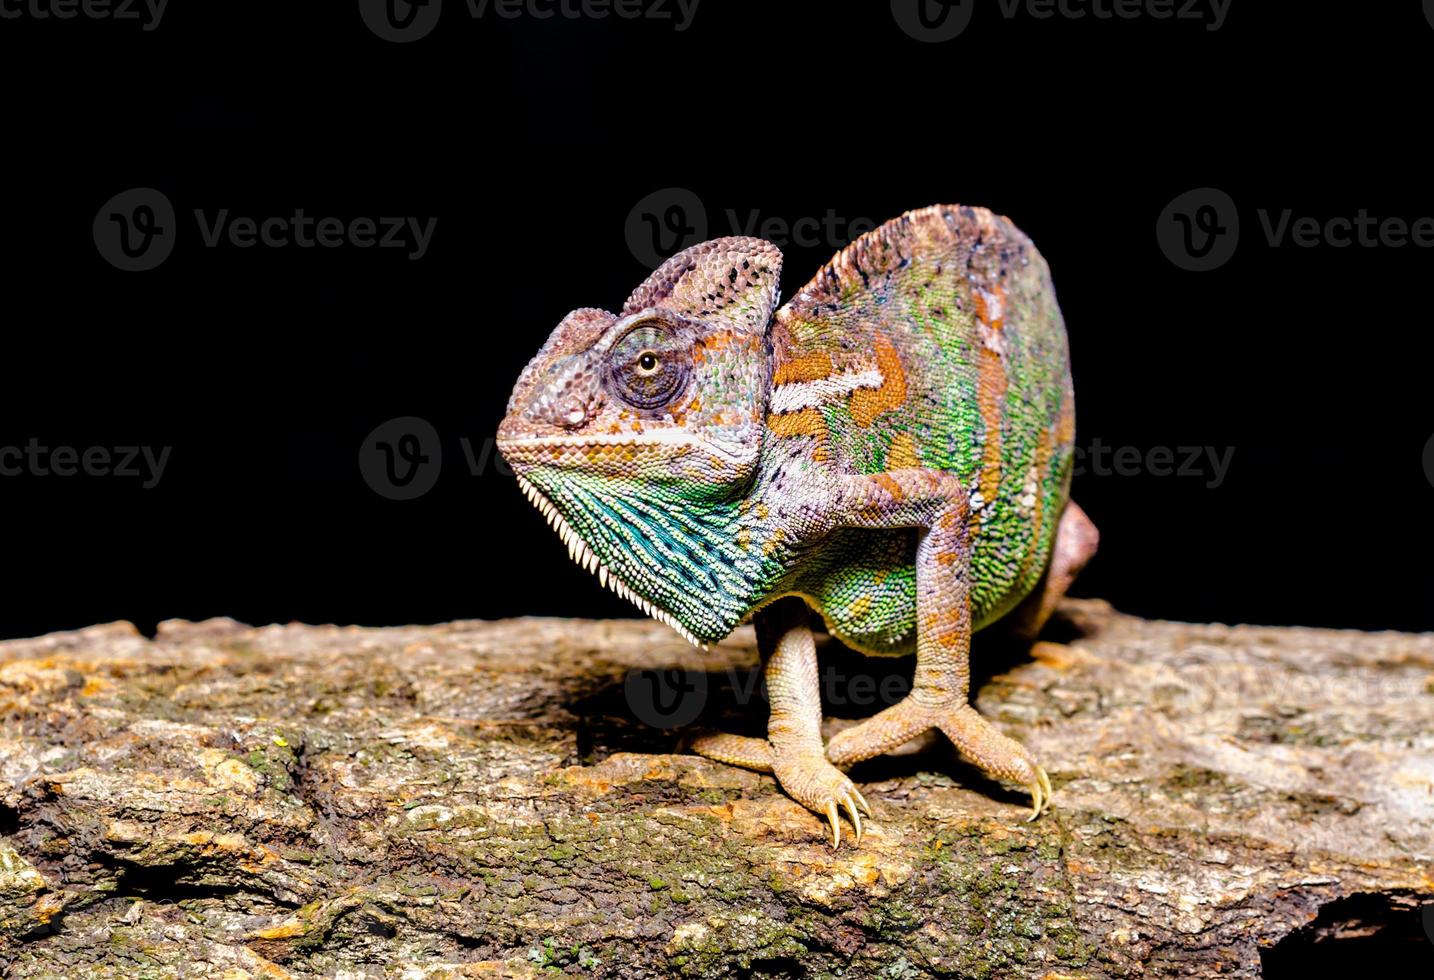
[515,474,712,651]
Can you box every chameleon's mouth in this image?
[514,473,709,651]
[497,429,757,471]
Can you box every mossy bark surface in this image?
[0,601,1431,977]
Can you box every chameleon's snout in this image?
[515,353,605,433]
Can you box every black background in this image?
[2,1,1431,641]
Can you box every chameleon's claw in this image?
[842,793,863,844]
[851,786,871,818]
[1026,764,1053,821]
[825,802,841,849]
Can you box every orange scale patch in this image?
[766,408,829,462]
[1056,389,1076,447]
[976,347,1007,503]
[849,337,907,427]
[888,432,921,470]
[772,351,834,385]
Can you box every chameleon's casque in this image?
[498,205,1098,846]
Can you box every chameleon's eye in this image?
[607,323,689,410]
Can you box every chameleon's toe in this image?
[826,698,940,767]
[823,785,867,847]
[773,746,871,848]
[1025,764,1053,821]
[689,732,775,773]
[934,704,1055,821]
[1025,764,1051,821]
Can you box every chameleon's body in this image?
[771,209,1075,652]
[498,206,1097,846]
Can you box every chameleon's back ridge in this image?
[498,205,1096,846]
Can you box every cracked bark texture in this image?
[0,600,1431,978]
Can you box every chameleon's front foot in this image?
[826,700,1052,820]
[775,744,871,847]
[690,733,870,847]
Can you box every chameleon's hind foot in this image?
[691,733,870,847]
[827,700,1051,820]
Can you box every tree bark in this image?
[0,600,1431,977]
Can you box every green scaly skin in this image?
[498,206,1097,846]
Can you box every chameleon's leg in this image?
[1005,501,1099,642]
[821,469,1052,819]
[691,599,870,847]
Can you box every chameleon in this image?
[497,205,1098,847]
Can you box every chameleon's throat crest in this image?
[515,473,711,649]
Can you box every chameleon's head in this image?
[497,238,783,646]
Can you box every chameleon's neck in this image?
[645,431,822,643]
